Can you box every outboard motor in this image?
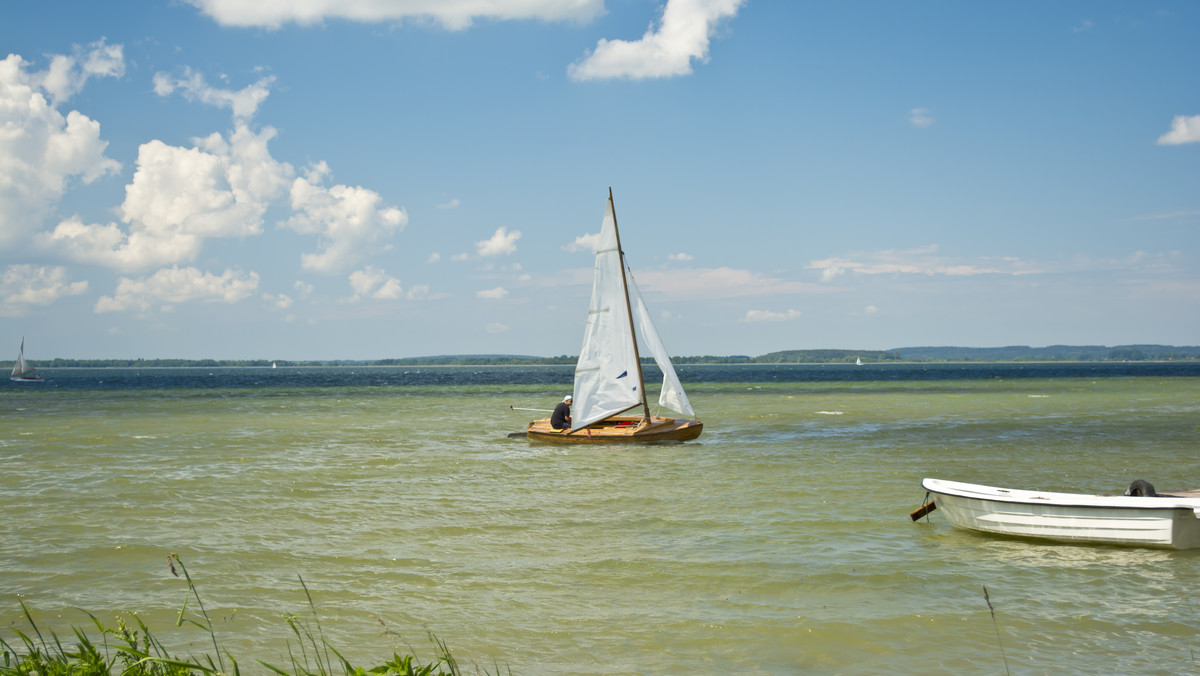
[1125,479,1157,497]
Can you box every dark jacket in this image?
[550,402,572,429]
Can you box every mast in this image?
[608,187,652,420]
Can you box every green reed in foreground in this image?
[1,554,497,676]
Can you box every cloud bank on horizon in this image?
[1,1,1198,358]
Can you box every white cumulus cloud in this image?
[349,266,402,300]
[42,123,294,272]
[476,226,521,257]
[349,266,411,300]
[42,65,409,285]
[95,266,259,313]
[187,0,604,30]
[568,0,746,81]
[1157,114,1200,145]
[476,286,509,299]
[910,108,934,128]
[284,162,408,274]
[0,48,122,251]
[0,265,89,316]
[153,68,274,121]
[565,232,601,253]
[264,292,293,309]
[741,309,801,322]
[38,38,125,105]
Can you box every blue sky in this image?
[2,1,1197,360]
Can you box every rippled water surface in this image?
[2,364,1199,674]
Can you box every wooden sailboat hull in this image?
[526,416,703,444]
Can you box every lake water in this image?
[2,363,1199,674]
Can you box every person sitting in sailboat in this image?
[551,395,572,430]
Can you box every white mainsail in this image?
[12,338,34,378]
[570,191,698,430]
[628,272,695,418]
[571,195,643,430]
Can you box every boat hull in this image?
[526,416,703,444]
[9,375,44,383]
[921,478,1200,549]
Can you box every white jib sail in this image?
[571,196,643,430]
[628,272,696,418]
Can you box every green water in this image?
[2,374,1199,673]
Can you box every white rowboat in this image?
[919,478,1200,549]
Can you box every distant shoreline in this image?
[20,359,1199,369]
[13,344,1200,369]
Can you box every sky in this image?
[1,1,1198,361]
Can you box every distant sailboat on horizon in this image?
[10,337,45,383]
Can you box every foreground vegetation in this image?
[1,555,496,676]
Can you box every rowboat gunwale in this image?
[923,478,1200,511]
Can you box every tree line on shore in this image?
[16,345,1199,369]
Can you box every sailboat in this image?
[10,338,45,383]
[525,189,702,443]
